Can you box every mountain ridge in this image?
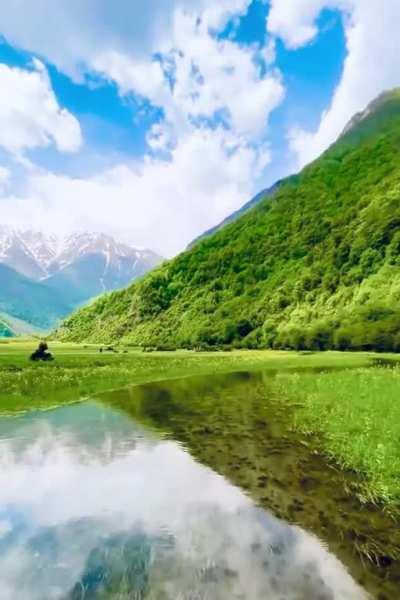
[58,89,400,352]
[188,179,286,248]
[0,227,162,281]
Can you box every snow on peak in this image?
[0,227,163,280]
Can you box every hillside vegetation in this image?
[0,319,13,338]
[0,264,70,330]
[59,90,400,352]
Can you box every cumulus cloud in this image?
[85,9,284,145]
[1,126,270,256]
[1,0,398,255]
[0,0,271,142]
[0,0,286,254]
[0,0,251,79]
[267,1,343,49]
[0,166,10,192]
[0,60,82,156]
[268,0,400,167]
[172,13,284,137]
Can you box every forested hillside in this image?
[0,264,70,330]
[0,319,13,338]
[58,90,400,352]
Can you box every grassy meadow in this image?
[272,366,400,509]
[1,339,400,511]
[0,339,372,414]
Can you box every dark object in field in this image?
[30,342,54,362]
[100,346,118,353]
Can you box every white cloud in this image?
[0,1,286,254]
[1,0,397,254]
[268,0,400,167]
[0,3,283,145]
[171,13,284,137]
[259,39,277,66]
[0,60,82,156]
[267,1,342,49]
[0,127,270,256]
[77,10,284,256]
[0,166,10,192]
[90,10,284,145]
[0,0,251,80]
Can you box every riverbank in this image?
[272,366,400,511]
[1,340,400,516]
[0,340,373,415]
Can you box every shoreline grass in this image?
[0,341,379,415]
[271,366,400,511]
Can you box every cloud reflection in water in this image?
[0,402,367,599]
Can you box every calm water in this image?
[0,381,368,599]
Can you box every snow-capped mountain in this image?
[0,228,164,331]
[0,228,162,282]
[0,226,59,280]
[43,232,163,305]
[46,231,162,281]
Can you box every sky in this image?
[0,0,399,256]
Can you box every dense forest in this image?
[58,90,400,352]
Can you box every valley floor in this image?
[1,340,400,515]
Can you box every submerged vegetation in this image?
[59,90,400,352]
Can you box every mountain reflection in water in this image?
[0,401,366,599]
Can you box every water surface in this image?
[0,389,367,599]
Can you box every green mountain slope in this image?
[59,90,400,352]
[0,264,71,330]
[0,319,13,338]
[0,312,45,337]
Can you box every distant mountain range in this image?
[0,311,44,338]
[0,262,69,331]
[0,228,163,334]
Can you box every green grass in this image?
[0,341,378,415]
[272,366,400,509]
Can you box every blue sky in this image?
[0,0,398,255]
